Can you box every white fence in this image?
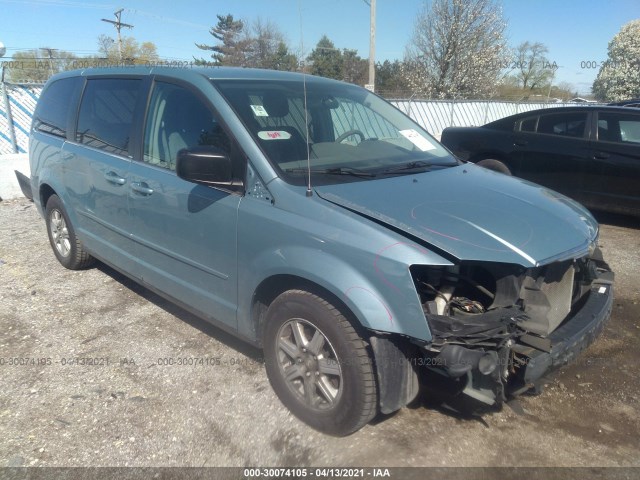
[0,82,585,155]
[0,83,42,154]
[391,99,579,138]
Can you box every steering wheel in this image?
[335,130,365,143]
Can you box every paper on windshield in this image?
[251,105,269,117]
[399,129,437,151]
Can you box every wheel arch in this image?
[469,151,510,165]
[252,272,422,416]
[240,242,433,344]
[39,183,57,211]
[250,273,366,348]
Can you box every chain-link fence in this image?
[1,81,43,154]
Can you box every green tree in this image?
[270,42,299,71]
[592,20,640,102]
[307,36,343,80]
[7,48,77,83]
[375,60,411,96]
[195,14,251,66]
[342,49,368,85]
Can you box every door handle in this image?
[61,152,75,161]
[131,182,154,196]
[104,171,126,185]
[514,140,528,147]
[594,152,610,160]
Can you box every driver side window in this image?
[143,82,231,170]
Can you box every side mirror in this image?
[176,146,233,187]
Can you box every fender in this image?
[236,181,454,343]
[238,243,447,343]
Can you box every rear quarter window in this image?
[33,77,82,138]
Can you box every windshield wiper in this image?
[379,160,455,175]
[285,167,377,178]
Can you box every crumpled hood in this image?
[315,165,598,267]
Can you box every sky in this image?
[0,0,638,95]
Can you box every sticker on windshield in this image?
[258,130,292,140]
[399,129,437,151]
[251,104,269,117]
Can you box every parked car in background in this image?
[568,97,598,103]
[441,106,640,217]
[31,68,614,435]
[608,99,640,108]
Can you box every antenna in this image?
[101,8,134,61]
[298,1,313,197]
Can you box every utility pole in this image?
[364,0,376,92]
[42,47,56,77]
[101,9,133,61]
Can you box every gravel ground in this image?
[0,197,639,467]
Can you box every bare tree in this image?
[95,35,159,64]
[97,34,115,58]
[512,41,554,90]
[246,18,298,70]
[8,48,77,83]
[404,0,508,98]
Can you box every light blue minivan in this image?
[30,67,614,435]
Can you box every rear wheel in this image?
[45,195,95,270]
[476,158,512,175]
[263,290,377,436]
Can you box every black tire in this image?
[45,194,95,270]
[263,290,377,436]
[476,158,512,175]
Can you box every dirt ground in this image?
[0,197,639,468]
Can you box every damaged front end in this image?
[409,248,614,408]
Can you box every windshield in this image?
[213,78,457,185]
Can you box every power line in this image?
[0,0,113,9]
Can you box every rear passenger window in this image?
[33,77,81,138]
[76,78,141,156]
[537,112,587,138]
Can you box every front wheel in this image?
[476,158,512,175]
[263,290,377,436]
[45,194,95,270]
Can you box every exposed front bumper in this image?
[519,279,614,387]
[420,269,614,407]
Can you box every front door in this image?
[127,80,242,329]
[588,110,640,216]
